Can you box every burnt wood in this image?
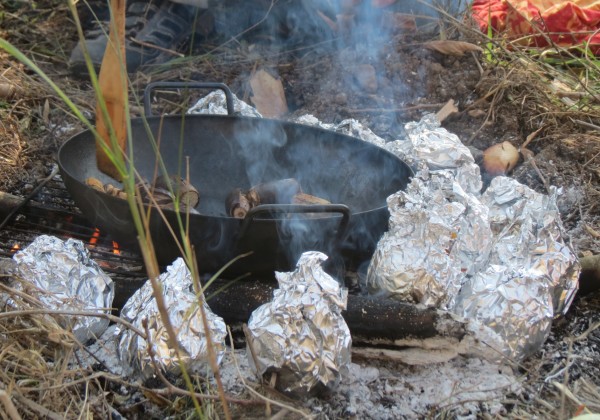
[204,278,468,343]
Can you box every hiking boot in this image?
[69,0,200,76]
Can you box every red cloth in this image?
[472,0,600,53]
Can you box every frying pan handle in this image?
[143,82,235,117]
[238,204,351,241]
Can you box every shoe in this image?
[69,0,199,77]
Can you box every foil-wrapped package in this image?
[454,265,554,360]
[10,235,114,343]
[366,170,492,309]
[294,114,336,130]
[333,119,387,148]
[117,258,226,379]
[246,252,351,397]
[385,114,482,195]
[453,177,580,360]
[480,177,580,317]
[187,89,262,117]
[294,115,387,148]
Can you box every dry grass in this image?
[0,278,113,418]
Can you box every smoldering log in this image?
[204,279,467,343]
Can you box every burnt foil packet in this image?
[187,90,262,117]
[453,177,580,360]
[246,251,351,397]
[385,114,482,195]
[10,235,114,343]
[366,170,492,309]
[117,258,226,379]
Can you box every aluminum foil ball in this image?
[12,235,114,343]
[246,251,351,397]
[366,171,492,309]
[117,258,226,379]
[454,265,554,361]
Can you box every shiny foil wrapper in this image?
[454,265,554,360]
[334,119,387,148]
[188,90,262,117]
[11,235,114,342]
[480,177,580,317]
[366,170,492,309]
[246,251,352,396]
[117,258,226,379]
[385,114,482,194]
[294,114,335,130]
[453,177,579,360]
[295,115,387,148]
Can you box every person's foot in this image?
[69,0,199,77]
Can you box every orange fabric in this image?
[472,0,600,53]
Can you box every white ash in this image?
[215,348,520,419]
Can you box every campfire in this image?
[2,0,600,417]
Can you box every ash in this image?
[217,349,520,419]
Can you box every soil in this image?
[1,0,600,418]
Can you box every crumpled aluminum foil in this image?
[385,114,482,195]
[246,251,351,396]
[451,177,579,360]
[10,235,114,343]
[117,258,226,379]
[187,90,262,117]
[333,119,387,148]
[366,170,492,309]
[294,115,387,148]
[480,177,579,318]
[454,265,555,360]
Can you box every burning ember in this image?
[87,228,120,255]
[89,227,100,248]
[10,243,20,253]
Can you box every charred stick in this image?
[204,279,467,342]
[0,166,59,230]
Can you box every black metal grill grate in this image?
[0,175,147,279]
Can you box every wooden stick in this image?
[95,0,127,181]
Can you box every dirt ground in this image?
[1,0,600,418]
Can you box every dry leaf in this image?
[436,99,458,123]
[249,69,289,118]
[468,109,487,118]
[424,40,483,56]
